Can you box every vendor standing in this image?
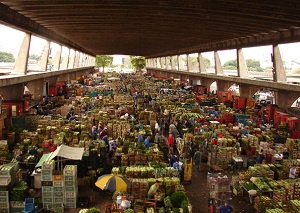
[256,149,265,164]
[147,180,162,199]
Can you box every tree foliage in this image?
[0,51,15,62]
[29,54,40,61]
[292,67,300,74]
[95,55,113,71]
[203,57,211,68]
[130,56,145,70]
[223,59,237,70]
[222,58,264,72]
[246,59,263,72]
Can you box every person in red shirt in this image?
[167,133,174,148]
[212,138,218,145]
[218,131,223,138]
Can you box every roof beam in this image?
[0,3,94,56]
[147,28,300,58]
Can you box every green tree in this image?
[95,55,113,71]
[203,57,211,68]
[130,56,145,70]
[0,51,15,62]
[292,67,300,74]
[29,54,40,61]
[246,59,263,72]
[223,59,237,70]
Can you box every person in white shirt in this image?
[289,165,297,179]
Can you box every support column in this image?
[198,53,206,73]
[74,51,80,68]
[214,51,223,75]
[237,48,248,78]
[152,58,155,68]
[37,40,50,71]
[0,84,24,100]
[217,80,234,92]
[178,55,184,71]
[13,33,31,74]
[165,57,168,70]
[157,58,161,69]
[186,54,192,72]
[26,79,45,101]
[52,45,62,71]
[60,48,70,70]
[275,90,300,110]
[171,56,176,70]
[273,45,287,82]
[69,50,75,69]
[239,83,260,98]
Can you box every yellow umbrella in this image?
[95,174,131,192]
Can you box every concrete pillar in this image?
[37,40,50,71]
[239,84,260,98]
[171,56,176,70]
[273,45,287,82]
[217,80,234,92]
[13,33,31,74]
[60,48,70,70]
[52,45,62,71]
[157,58,161,69]
[187,54,192,72]
[201,78,215,87]
[198,53,206,73]
[237,48,248,78]
[68,50,75,69]
[0,84,24,100]
[26,79,45,101]
[46,76,59,87]
[74,51,80,68]
[165,57,168,70]
[82,54,87,67]
[160,57,164,69]
[214,51,223,75]
[275,89,300,110]
[178,55,184,71]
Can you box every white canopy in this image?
[48,144,84,161]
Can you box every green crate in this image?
[0,197,8,203]
[64,186,77,192]
[41,170,52,176]
[53,187,63,192]
[42,191,53,198]
[64,197,76,203]
[42,197,53,203]
[64,202,76,208]
[64,181,76,187]
[64,176,75,181]
[42,186,53,192]
[54,192,63,197]
[0,191,8,197]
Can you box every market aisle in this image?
[184,164,256,213]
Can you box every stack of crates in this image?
[41,160,55,208]
[0,190,10,213]
[52,175,64,212]
[0,163,18,213]
[63,165,78,208]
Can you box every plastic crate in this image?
[0,177,11,186]
[52,181,64,187]
[53,187,63,192]
[42,186,53,192]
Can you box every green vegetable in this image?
[170,191,187,208]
